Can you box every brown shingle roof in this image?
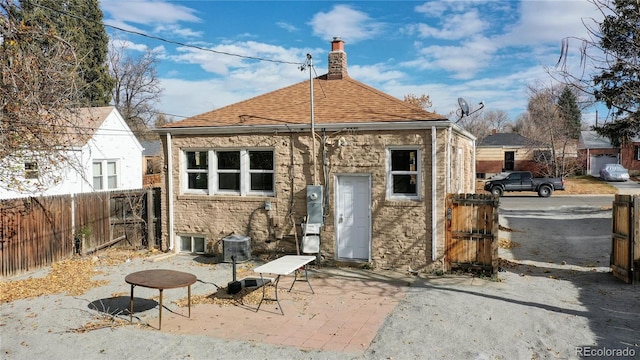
[65,106,115,146]
[163,75,446,129]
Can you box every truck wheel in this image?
[491,187,503,197]
[538,185,552,197]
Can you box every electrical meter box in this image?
[306,185,323,224]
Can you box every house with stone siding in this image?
[156,38,476,271]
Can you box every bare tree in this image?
[458,109,511,141]
[153,113,168,127]
[109,40,163,139]
[403,93,433,111]
[520,82,581,177]
[1,0,90,193]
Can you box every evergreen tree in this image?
[20,0,114,106]
[557,87,582,140]
[557,0,639,146]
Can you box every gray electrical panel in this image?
[306,185,323,224]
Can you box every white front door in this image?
[335,175,371,260]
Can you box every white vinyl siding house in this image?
[0,107,143,199]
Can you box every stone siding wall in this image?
[160,127,473,270]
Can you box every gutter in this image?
[156,120,461,136]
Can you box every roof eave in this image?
[157,120,474,138]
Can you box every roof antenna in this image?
[456,97,485,122]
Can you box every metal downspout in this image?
[472,138,477,191]
[447,127,452,193]
[431,126,437,261]
[166,133,174,251]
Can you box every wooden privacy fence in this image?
[445,193,500,274]
[0,188,160,277]
[0,195,74,278]
[610,194,639,284]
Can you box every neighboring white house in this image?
[0,106,143,199]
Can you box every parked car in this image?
[599,163,630,182]
[483,171,565,197]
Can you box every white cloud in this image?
[159,63,312,118]
[276,22,298,32]
[348,64,406,84]
[109,39,148,52]
[404,35,496,80]
[153,24,202,38]
[101,0,201,25]
[103,19,147,35]
[405,9,488,40]
[309,5,384,43]
[168,41,318,76]
[499,0,601,46]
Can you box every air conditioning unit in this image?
[222,235,251,263]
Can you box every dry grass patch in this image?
[562,177,617,195]
[498,238,520,249]
[0,249,157,303]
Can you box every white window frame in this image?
[246,150,275,196]
[214,150,242,195]
[183,150,210,195]
[93,159,119,190]
[182,148,274,196]
[635,145,640,161]
[24,161,39,180]
[386,147,421,200]
[178,234,205,254]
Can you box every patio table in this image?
[125,269,197,330]
[253,255,316,315]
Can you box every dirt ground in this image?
[1,179,639,359]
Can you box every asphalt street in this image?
[499,195,616,211]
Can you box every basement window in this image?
[24,161,39,179]
[179,235,205,254]
[387,147,420,200]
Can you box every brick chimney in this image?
[327,37,347,80]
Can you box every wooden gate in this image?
[611,194,638,284]
[445,193,500,274]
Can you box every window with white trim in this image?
[387,148,420,200]
[179,235,205,254]
[186,151,208,192]
[24,161,39,179]
[93,160,118,190]
[635,145,640,161]
[183,149,274,196]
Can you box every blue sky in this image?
[99,0,604,125]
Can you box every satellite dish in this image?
[458,97,470,117]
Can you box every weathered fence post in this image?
[146,188,154,250]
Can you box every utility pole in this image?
[306,53,317,185]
